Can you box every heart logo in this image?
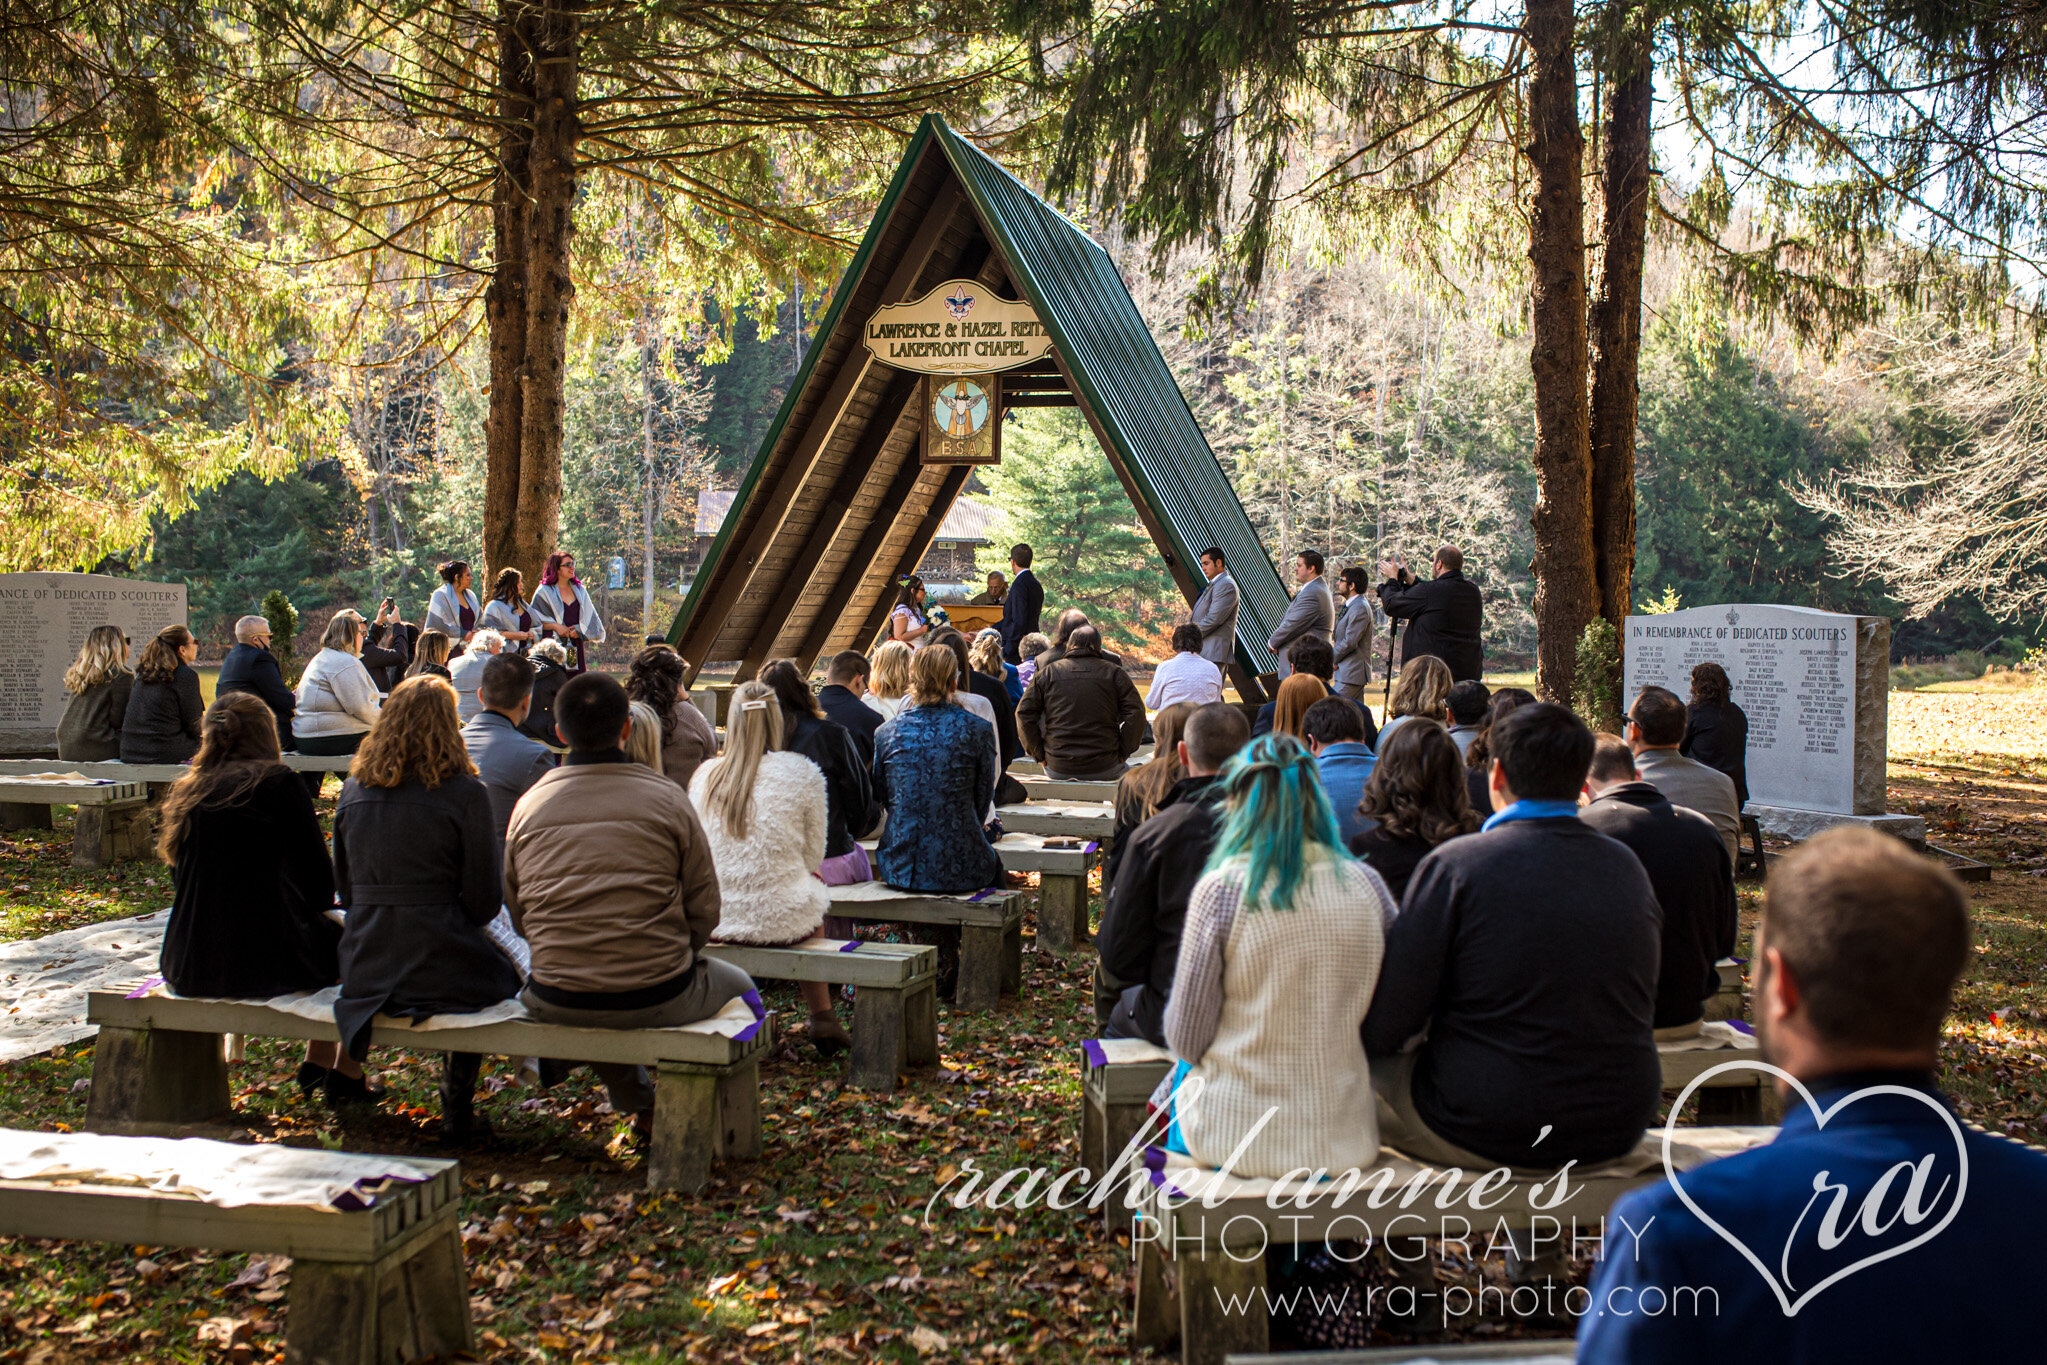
[1660,1061,1970,1317]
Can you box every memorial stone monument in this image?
[0,574,188,753]
[1624,603,1925,843]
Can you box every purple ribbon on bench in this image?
[837,941,863,953]
[1082,1039,1108,1068]
[966,886,1003,903]
[734,989,769,1042]
[126,976,164,999]
[1143,1144,1168,1188]
[1083,841,1100,855]
[1727,1019,1755,1035]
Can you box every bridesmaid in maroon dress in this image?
[532,551,607,673]
[480,568,540,653]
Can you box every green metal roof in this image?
[669,114,1287,681]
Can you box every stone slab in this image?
[1748,804,1928,845]
[0,574,187,753]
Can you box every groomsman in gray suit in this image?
[1331,566,1376,700]
[1267,549,1335,679]
[1188,546,1239,668]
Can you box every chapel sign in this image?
[861,279,1053,373]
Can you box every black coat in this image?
[1681,700,1750,808]
[1377,570,1485,682]
[1095,775,1225,1044]
[818,684,880,768]
[998,568,1044,661]
[120,664,204,763]
[968,668,1022,769]
[519,660,571,744]
[216,643,297,750]
[783,712,876,856]
[161,767,341,997]
[363,622,413,693]
[1347,826,1436,905]
[1580,782,1739,1028]
[331,774,519,1058]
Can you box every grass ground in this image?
[0,687,2040,1362]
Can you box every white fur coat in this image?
[689,750,832,945]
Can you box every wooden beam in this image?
[1002,394,1076,408]
[734,368,924,678]
[677,178,969,678]
[792,444,934,665]
[850,461,976,651]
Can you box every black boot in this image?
[295,1061,330,1098]
[321,1068,382,1107]
[438,1052,492,1145]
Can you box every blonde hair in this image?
[698,680,781,840]
[351,676,474,789]
[1120,702,1195,819]
[1388,654,1453,722]
[321,613,363,653]
[64,625,128,695]
[407,629,452,673]
[869,640,912,700]
[1271,674,1327,739]
[624,700,664,772]
[909,645,957,706]
[969,632,1005,679]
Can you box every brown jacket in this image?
[1016,649,1146,777]
[660,696,719,789]
[503,758,722,994]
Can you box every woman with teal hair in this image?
[1157,734,1393,1179]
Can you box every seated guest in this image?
[970,628,1024,705]
[871,647,1002,893]
[518,637,570,741]
[1146,624,1225,710]
[292,613,382,761]
[1681,660,1750,807]
[1580,828,2047,1360]
[819,649,882,764]
[624,645,717,788]
[506,675,756,1139]
[1268,672,1326,741]
[1017,626,1145,781]
[1581,734,1736,1030]
[1015,631,1052,689]
[460,654,555,845]
[623,701,665,770]
[1374,653,1452,755]
[1039,609,1124,668]
[1096,703,1250,1043]
[1462,685,1535,815]
[1253,637,1376,745]
[405,628,454,680]
[1108,702,1197,887]
[864,639,914,723]
[1351,720,1480,904]
[1301,696,1376,843]
[1159,734,1391,1178]
[121,625,204,764]
[359,603,411,687]
[217,615,296,753]
[1444,679,1490,757]
[157,693,368,1103]
[1629,684,1742,864]
[760,659,877,878]
[58,625,133,762]
[692,678,848,1056]
[333,677,519,1141]
[933,627,1011,753]
[1363,702,1662,1168]
[447,627,503,723]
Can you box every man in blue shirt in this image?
[1301,696,1375,844]
[1580,826,2047,1361]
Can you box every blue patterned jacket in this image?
[872,702,1002,893]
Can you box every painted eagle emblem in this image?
[944,288,976,319]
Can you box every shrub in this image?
[1573,617,1624,733]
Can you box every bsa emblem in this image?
[944,288,976,320]
[1726,609,1740,626]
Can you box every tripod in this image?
[1382,616,1400,713]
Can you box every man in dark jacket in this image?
[998,543,1044,663]
[817,649,881,767]
[1376,544,1485,681]
[1016,627,1145,780]
[1362,702,1662,1169]
[1580,734,1737,1029]
[1094,703,1250,1042]
[217,614,298,750]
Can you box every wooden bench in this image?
[0,1128,470,1365]
[1019,775,1119,804]
[84,989,769,1192]
[0,778,150,869]
[997,800,1115,844]
[703,939,937,1092]
[0,756,357,785]
[1704,956,1744,1021]
[826,882,1024,1012]
[1011,747,1149,777]
[1134,1127,1773,1365]
[992,832,1101,953]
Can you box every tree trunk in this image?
[641,305,659,633]
[1589,25,1653,634]
[1523,0,1597,703]
[484,1,578,592]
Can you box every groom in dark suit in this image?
[998,542,1044,663]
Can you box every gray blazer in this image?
[1332,593,1374,689]
[461,709,557,846]
[1633,746,1742,865]
[1189,571,1239,666]
[1267,575,1335,678]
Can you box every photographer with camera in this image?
[1376,544,1484,683]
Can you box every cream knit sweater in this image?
[689,750,832,945]
[1165,851,1392,1179]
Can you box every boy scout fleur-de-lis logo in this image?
[944,288,976,319]
[1726,608,1740,627]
